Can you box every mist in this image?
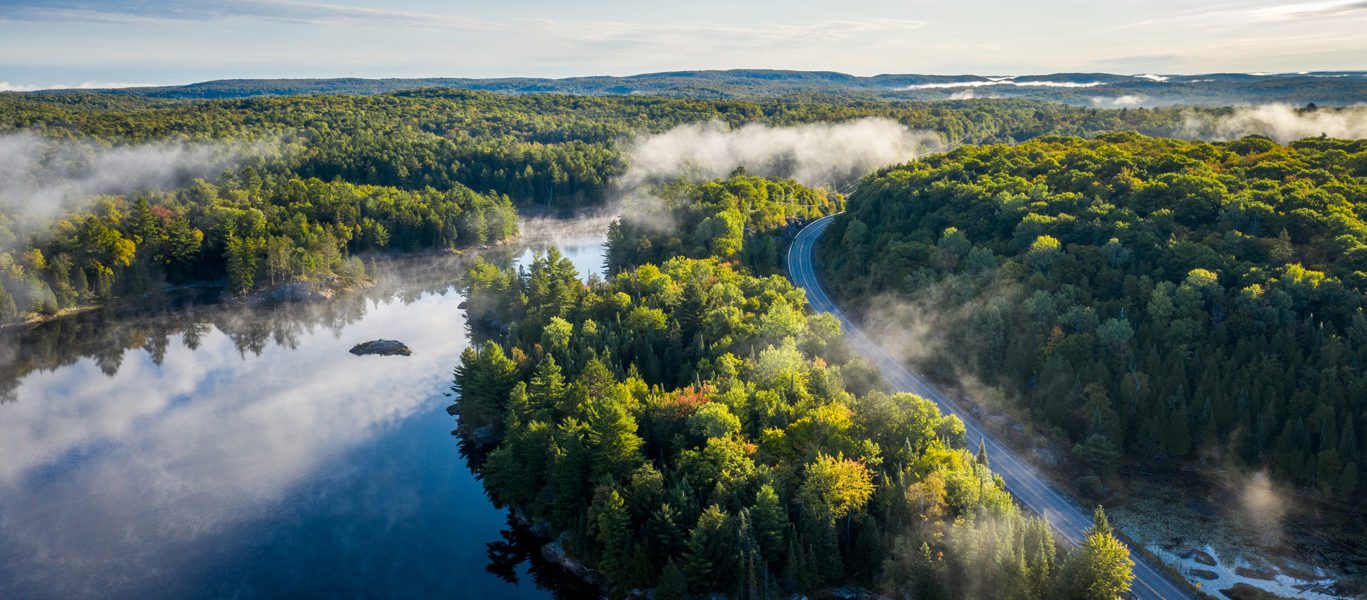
[619,118,944,193]
[0,133,255,225]
[1184,104,1367,142]
[518,211,618,246]
[610,118,944,232]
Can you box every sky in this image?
[0,0,1364,90]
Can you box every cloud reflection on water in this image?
[0,288,468,597]
[0,234,606,599]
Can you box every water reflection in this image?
[0,235,606,599]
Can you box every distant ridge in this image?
[18,69,1367,106]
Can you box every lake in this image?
[0,232,607,599]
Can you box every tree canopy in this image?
[819,133,1367,501]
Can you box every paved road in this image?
[788,215,1192,600]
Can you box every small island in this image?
[349,340,412,357]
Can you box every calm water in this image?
[0,234,606,599]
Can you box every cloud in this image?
[1091,94,1147,107]
[905,78,1104,90]
[0,285,469,595]
[610,119,944,232]
[1248,0,1367,20]
[2,0,537,31]
[0,81,154,92]
[1,1,923,43]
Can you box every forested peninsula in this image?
[452,176,1137,598]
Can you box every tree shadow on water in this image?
[484,512,600,599]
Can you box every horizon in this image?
[2,0,1365,90]
[4,67,1366,94]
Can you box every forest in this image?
[452,173,1136,598]
[0,170,515,322]
[605,172,843,275]
[0,89,1257,326]
[816,133,1367,502]
[1,89,1256,206]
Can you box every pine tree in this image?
[751,483,787,564]
[656,558,688,600]
[132,196,160,244]
[0,284,16,322]
[683,505,737,592]
[912,542,942,600]
[593,487,634,599]
[584,391,644,482]
[1023,517,1056,597]
[224,234,257,296]
[1090,506,1113,537]
[526,355,569,415]
[452,341,520,436]
[651,502,687,559]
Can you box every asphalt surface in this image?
[787,215,1193,600]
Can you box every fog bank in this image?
[0,133,252,222]
[619,118,945,193]
[1186,104,1367,142]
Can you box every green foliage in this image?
[656,558,689,600]
[606,174,842,274]
[0,283,16,322]
[1061,508,1134,600]
[798,453,875,523]
[451,341,520,437]
[453,197,1127,597]
[0,88,1291,322]
[0,172,517,317]
[820,133,1367,500]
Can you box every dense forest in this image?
[0,170,515,322]
[2,89,1248,205]
[0,90,1239,325]
[451,173,1137,598]
[817,133,1367,502]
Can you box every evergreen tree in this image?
[656,558,688,600]
[593,487,634,599]
[683,505,737,592]
[0,284,16,322]
[224,234,257,296]
[451,341,520,437]
[751,483,787,564]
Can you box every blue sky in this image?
[1,0,1364,89]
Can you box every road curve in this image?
[788,215,1192,600]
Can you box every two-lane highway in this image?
[788,215,1192,600]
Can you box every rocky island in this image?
[348,340,412,357]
